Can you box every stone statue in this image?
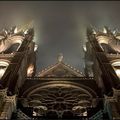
[57,53,64,62]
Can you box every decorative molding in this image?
[37,60,84,77]
[0,88,17,119]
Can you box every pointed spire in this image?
[14,26,18,34]
[113,30,116,35]
[103,26,112,35]
[57,53,63,62]
[17,20,34,33]
[103,26,107,34]
[92,28,96,34]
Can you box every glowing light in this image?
[0,68,5,79]
[14,27,18,34]
[115,69,120,78]
[34,44,38,52]
[18,20,33,33]
[57,53,63,62]
[112,61,120,78]
[27,64,34,77]
[113,30,116,35]
[4,29,8,35]
[24,29,28,34]
[33,111,37,116]
[0,61,9,79]
[83,111,87,116]
[92,29,96,34]
[103,27,107,34]
[83,45,87,52]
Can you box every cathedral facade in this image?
[0,24,119,120]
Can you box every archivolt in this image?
[22,81,97,98]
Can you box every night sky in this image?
[0,1,120,73]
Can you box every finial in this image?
[103,27,107,34]
[57,53,63,62]
[92,28,96,34]
[17,20,34,33]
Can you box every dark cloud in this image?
[0,1,120,73]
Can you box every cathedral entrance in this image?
[19,81,97,119]
[17,55,100,119]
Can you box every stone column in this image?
[0,88,17,119]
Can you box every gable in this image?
[38,62,84,77]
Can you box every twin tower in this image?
[0,25,119,119]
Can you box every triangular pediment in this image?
[38,62,84,77]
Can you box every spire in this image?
[57,53,63,62]
[103,26,107,34]
[17,20,34,33]
[103,26,112,35]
